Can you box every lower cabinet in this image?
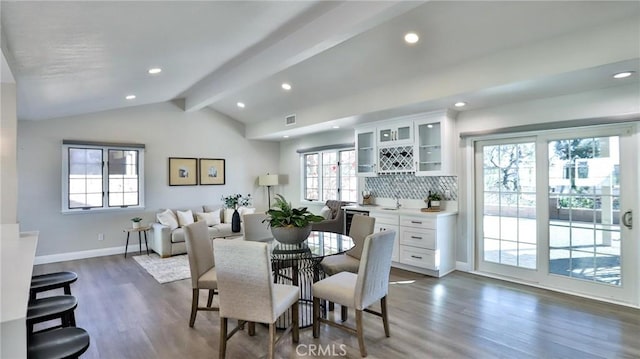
[371,211,456,277]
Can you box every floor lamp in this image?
[258,174,279,209]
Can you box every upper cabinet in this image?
[414,111,455,176]
[377,120,413,146]
[355,110,456,177]
[355,127,377,177]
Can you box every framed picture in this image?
[168,157,198,186]
[199,158,225,185]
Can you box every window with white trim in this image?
[62,141,145,212]
[302,149,356,202]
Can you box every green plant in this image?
[428,192,442,201]
[131,217,143,222]
[221,193,252,209]
[264,194,325,228]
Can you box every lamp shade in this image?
[258,174,279,186]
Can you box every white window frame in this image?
[61,141,145,213]
[301,148,356,203]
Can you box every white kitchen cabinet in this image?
[370,212,399,262]
[397,213,456,277]
[377,120,413,146]
[414,110,456,176]
[355,127,377,177]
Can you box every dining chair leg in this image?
[189,288,199,327]
[219,317,227,359]
[207,289,215,307]
[248,322,256,336]
[341,305,348,322]
[292,301,299,343]
[312,297,320,338]
[268,323,276,359]
[356,309,367,357]
[381,296,390,337]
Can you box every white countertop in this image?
[343,204,457,216]
[1,228,39,323]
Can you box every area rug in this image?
[133,253,191,284]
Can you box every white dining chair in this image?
[184,221,219,327]
[312,229,396,357]
[214,240,299,359]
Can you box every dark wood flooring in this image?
[33,252,640,359]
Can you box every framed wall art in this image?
[199,158,225,185]
[168,157,198,186]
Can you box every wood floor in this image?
[33,252,640,359]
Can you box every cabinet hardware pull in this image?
[410,236,422,239]
[410,221,422,224]
[410,255,423,259]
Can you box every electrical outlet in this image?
[98,233,104,241]
[444,190,451,199]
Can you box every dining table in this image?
[270,231,354,329]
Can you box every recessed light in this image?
[454,102,467,107]
[404,32,419,44]
[613,71,634,79]
[236,102,245,108]
[148,68,162,75]
[125,95,136,100]
[283,135,289,138]
[281,83,292,91]
[332,125,340,129]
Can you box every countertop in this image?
[343,204,457,216]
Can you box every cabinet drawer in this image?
[372,213,399,225]
[400,228,435,249]
[399,246,436,270]
[400,215,435,229]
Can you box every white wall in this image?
[17,101,280,256]
[278,129,354,212]
[1,49,18,226]
[454,84,640,266]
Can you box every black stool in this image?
[27,295,78,334]
[28,327,90,359]
[30,272,78,301]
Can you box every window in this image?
[62,141,144,212]
[303,149,356,202]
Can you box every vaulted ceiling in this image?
[2,1,639,140]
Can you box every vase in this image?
[271,225,312,244]
[132,221,140,229]
[231,209,241,233]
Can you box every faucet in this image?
[395,193,401,209]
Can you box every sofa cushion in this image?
[171,228,186,243]
[176,209,195,227]
[196,211,221,226]
[157,209,179,230]
[238,206,256,220]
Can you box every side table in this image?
[123,226,151,258]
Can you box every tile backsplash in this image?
[365,174,458,201]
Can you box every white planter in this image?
[431,200,441,208]
[132,221,141,229]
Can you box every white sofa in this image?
[151,205,248,257]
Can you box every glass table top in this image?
[271,231,354,259]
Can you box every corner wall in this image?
[17,102,280,257]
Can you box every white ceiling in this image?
[2,1,639,140]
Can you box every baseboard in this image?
[456,261,471,272]
[34,243,153,265]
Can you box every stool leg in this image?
[64,284,71,295]
[144,230,149,255]
[138,232,142,254]
[125,232,130,258]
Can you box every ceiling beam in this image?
[183,0,424,112]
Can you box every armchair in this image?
[311,200,349,234]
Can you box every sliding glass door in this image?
[475,125,638,304]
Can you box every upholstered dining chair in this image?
[242,213,273,242]
[184,221,218,327]
[312,229,396,357]
[214,240,299,359]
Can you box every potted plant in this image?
[131,217,143,229]
[264,194,325,244]
[426,192,442,209]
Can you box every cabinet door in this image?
[414,113,454,176]
[376,224,399,262]
[355,128,377,177]
[378,121,413,146]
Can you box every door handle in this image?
[622,210,632,229]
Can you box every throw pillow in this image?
[157,209,179,230]
[223,208,235,224]
[238,206,256,221]
[319,205,332,219]
[176,209,195,227]
[196,211,220,226]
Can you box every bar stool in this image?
[27,295,78,335]
[30,272,78,301]
[28,327,90,359]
